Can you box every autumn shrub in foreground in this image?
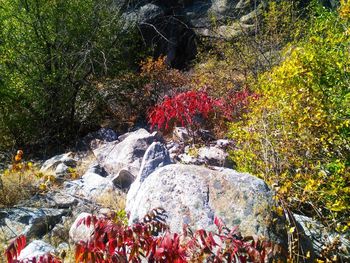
[5,212,279,263]
[74,214,278,262]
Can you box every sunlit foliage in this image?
[229,4,350,230]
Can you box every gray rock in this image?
[40,152,77,174]
[138,142,172,182]
[197,146,232,167]
[173,127,191,142]
[166,141,183,162]
[126,164,286,246]
[127,142,172,208]
[72,172,116,200]
[86,163,108,177]
[178,152,200,165]
[84,128,119,143]
[94,129,157,179]
[294,213,350,260]
[216,139,231,148]
[17,240,56,261]
[112,169,135,189]
[54,163,70,178]
[178,146,232,167]
[43,191,78,208]
[0,207,67,241]
[69,212,94,243]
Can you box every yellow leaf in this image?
[306,251,311,259]
[276,206,284,217]
[289,227,296,234]
[39,183,47,191]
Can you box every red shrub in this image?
[147,89,258,134]
[5,212,280,263]
[147,91,221,133]
[74,214,278,262]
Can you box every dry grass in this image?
[0,164,41,208]
[95,190,126,211]
[74,152,97,178]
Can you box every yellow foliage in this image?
[340,0,350,19]
[229,7,350,230]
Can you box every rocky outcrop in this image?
[4,126,348,260]
[94,129,158,187]
[126,163,286,246]
[122,0,267,67]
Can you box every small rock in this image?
[54,163,70,179]
[112,169,135,189]
[197,146,231,167]
[79,172,115,199]
[69,212,94,243]
[215,139,231,148]
[173,127,191,142]
[18,240,56,261]
[82,128,119,148]
[86,163,108,177]
[40,152,76,173]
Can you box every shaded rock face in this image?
[123,0,266,67]
[0,207,67,241]
[126,163,286,246]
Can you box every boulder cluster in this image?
[1,128,348,261]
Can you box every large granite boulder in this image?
[126,164,286,245]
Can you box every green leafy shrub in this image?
[229,5,350,230]
[0,0,144,150]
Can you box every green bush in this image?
[229,4,350,230]
[0,0,144,150]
